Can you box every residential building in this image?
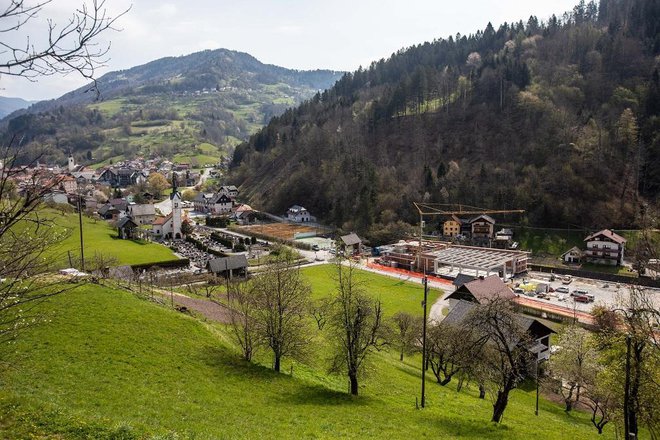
[43,190,69,205]
[287,205,315,222]
[219,185,239,199]
[445,275,515,304]
[443,300,555,361]
[561,246,583,264]
[583,229,626,266]
[127,203,156,225]
[443,215,463,237]
[469,214,496,239]
[211,194,233,214]
[98,168,148,188]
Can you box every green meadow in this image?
[0,266,611,439]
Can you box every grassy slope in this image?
[0,270,611,439]
[46,211,177,267]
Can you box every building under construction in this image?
[377,240,529,279]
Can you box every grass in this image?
[45,210,177,267]
[0,268,612,439]
[302,264,440,317]
[515,227,586,257]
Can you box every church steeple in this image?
[170,173,181,200]
[170,173,182,239]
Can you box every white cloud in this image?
[1,0,580,101]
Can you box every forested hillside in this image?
[231,0,660,241]
[1,49,342,166]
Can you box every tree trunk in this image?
[274,354,281,372]
[440,376,452,386]
[479,384,486,399]
[492,390,510,423]
[400,349,404,362]
[565,400,573,412]
[349,373,359,396]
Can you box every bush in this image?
[233,243,246,252]
[210,232,234,249]
[206,216,228,228]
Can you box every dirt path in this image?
[160,290,231,323]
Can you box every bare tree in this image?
[596,287,660,439]
[465,298,534,423]
[329,258,386,396]
[227,279,259,362]
[583,369,618,435]
[547,325,599,412]
[426,320,483,386]
[0,141,77,347]
[309,297,331,331]
[1,0,129,94]
[252,255,310,372]
[186,273,222,299]
[392,311,420,362]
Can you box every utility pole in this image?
[421,276,428,408]
[77,194,85,271]
[535,357,540,416]
[624,333,631,440]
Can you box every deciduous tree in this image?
[252,255,310,372]
[329,259,386,395]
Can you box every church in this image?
[151,177,183,240]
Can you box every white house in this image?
[287,205,315,223]
[193,192,214,212]
[211,194,233,214]
[561,246,583,264]
[219,185,239,199]
[583,229,626,266]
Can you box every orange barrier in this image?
[366,262,453,285]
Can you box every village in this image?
[7,152,657,332]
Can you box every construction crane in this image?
[413,202,525,217]
[412,202,526,271]
[412,202,525,411]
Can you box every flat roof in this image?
[433,246,528,271]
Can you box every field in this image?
[46,210,178,267]
[0,266,611,439]
[238,222,319,240]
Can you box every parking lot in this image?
[516,271,660,313]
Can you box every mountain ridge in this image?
[230,0,660,241]
[1,48,344,166]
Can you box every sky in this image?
[1,0,579,101]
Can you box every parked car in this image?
[574,294,590,303]
[536,292,549,299]
[562,276,573,285]
[573,288,589,296]
[556,286,570,294]
[557,293,568,302]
